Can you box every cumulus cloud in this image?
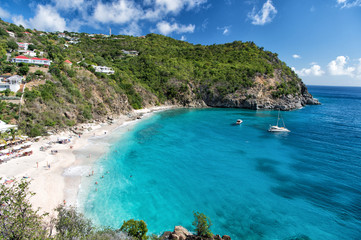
[156,21,195,35]
[328,56,356,77]
[248,0,277,25]
[51,0,85,10]
[180,35,186,41]
[337,0,361,8]
[13,5,67,32]
[93,0,143,24]
[0,7,10,19]
[119,21,142,36]
[143,0,207,17]
[293,64,325,77]
[293,54,301,59]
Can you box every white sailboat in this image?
[268,110,290,132]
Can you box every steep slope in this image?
[0,20,319,136]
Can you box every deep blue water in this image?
[82,86,361,239]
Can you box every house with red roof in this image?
[6,31,15,38]
[11,56,51,66]
[64,60,72,66]
[17,42,30,50]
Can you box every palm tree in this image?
[9,128,17,141]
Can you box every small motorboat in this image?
[236,119,243,125]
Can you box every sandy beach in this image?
[0,106,175,216]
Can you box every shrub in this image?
[53,205,93,239]
[0,179,49,239]
[120,219,148,240]
[192,211,212,238]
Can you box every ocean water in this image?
[80,86,361,240]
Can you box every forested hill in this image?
[0,20,319,136]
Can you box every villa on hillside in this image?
[6,31,15,38]
[11,56,51,66]
[92,65,115,75]
[18,50,36,57]
[17,42,30,50]
[122,50,139,56]
[64,60,72,66]
[0,75,23,93]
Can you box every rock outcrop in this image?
[161,226,231,240]
[178,73,320,111]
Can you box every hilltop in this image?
[0,19,319,136]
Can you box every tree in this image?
[28,44,36,51]
[18,65,29,75]
[192,212,212,238]
[119,219,148,240]
[6,40,18,51]
[53,204,94,239]
[8,128,17,141]
[0,179,49,239]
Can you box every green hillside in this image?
[0,19,318,136]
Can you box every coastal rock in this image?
[161,231,172,240]
[214,235,222,240]
[222,235,231,240]
[173,226,192,240]
[170,234,180,240]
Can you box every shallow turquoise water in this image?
[82,86,361,239]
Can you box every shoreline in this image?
[0,105,176,216]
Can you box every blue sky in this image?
[0,0,361,86]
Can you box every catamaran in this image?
[268,110,290,132]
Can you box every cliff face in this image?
[168,72,320,111]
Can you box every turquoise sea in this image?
[80,86,361,239]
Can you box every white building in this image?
[122,50,139,56]
[0,120,17,133]
[11,56,51,66]
[18,50,37,57]
[17,42,30,50]
[6,31,15,38]
[0,75,23,93]
[92,65,115,75]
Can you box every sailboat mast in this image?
[276,110,280,126]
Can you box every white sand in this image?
[0,106,175,215]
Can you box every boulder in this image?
[160,231,172,240]
[170,233,179,240]
[222,235,231,240]
[214,235,222,240]
[173,226,192,240]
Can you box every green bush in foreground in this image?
[0,179,48,239]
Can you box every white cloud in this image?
[337,0,361,8]
[93,0,143,24]
[13,5,67,32]
[52,0,85,10]
[357,59,361,76]
[180,35,186,41]
[217,26,231,35]
[119,21,142,36]
[328,56,355,77]
[293,64,325,77]
[156,21,195,35]
[0,7,10,19]
[292,54,301,59]
[201,18,209,31]
[144,0,207,16]
[248,0,277,25]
